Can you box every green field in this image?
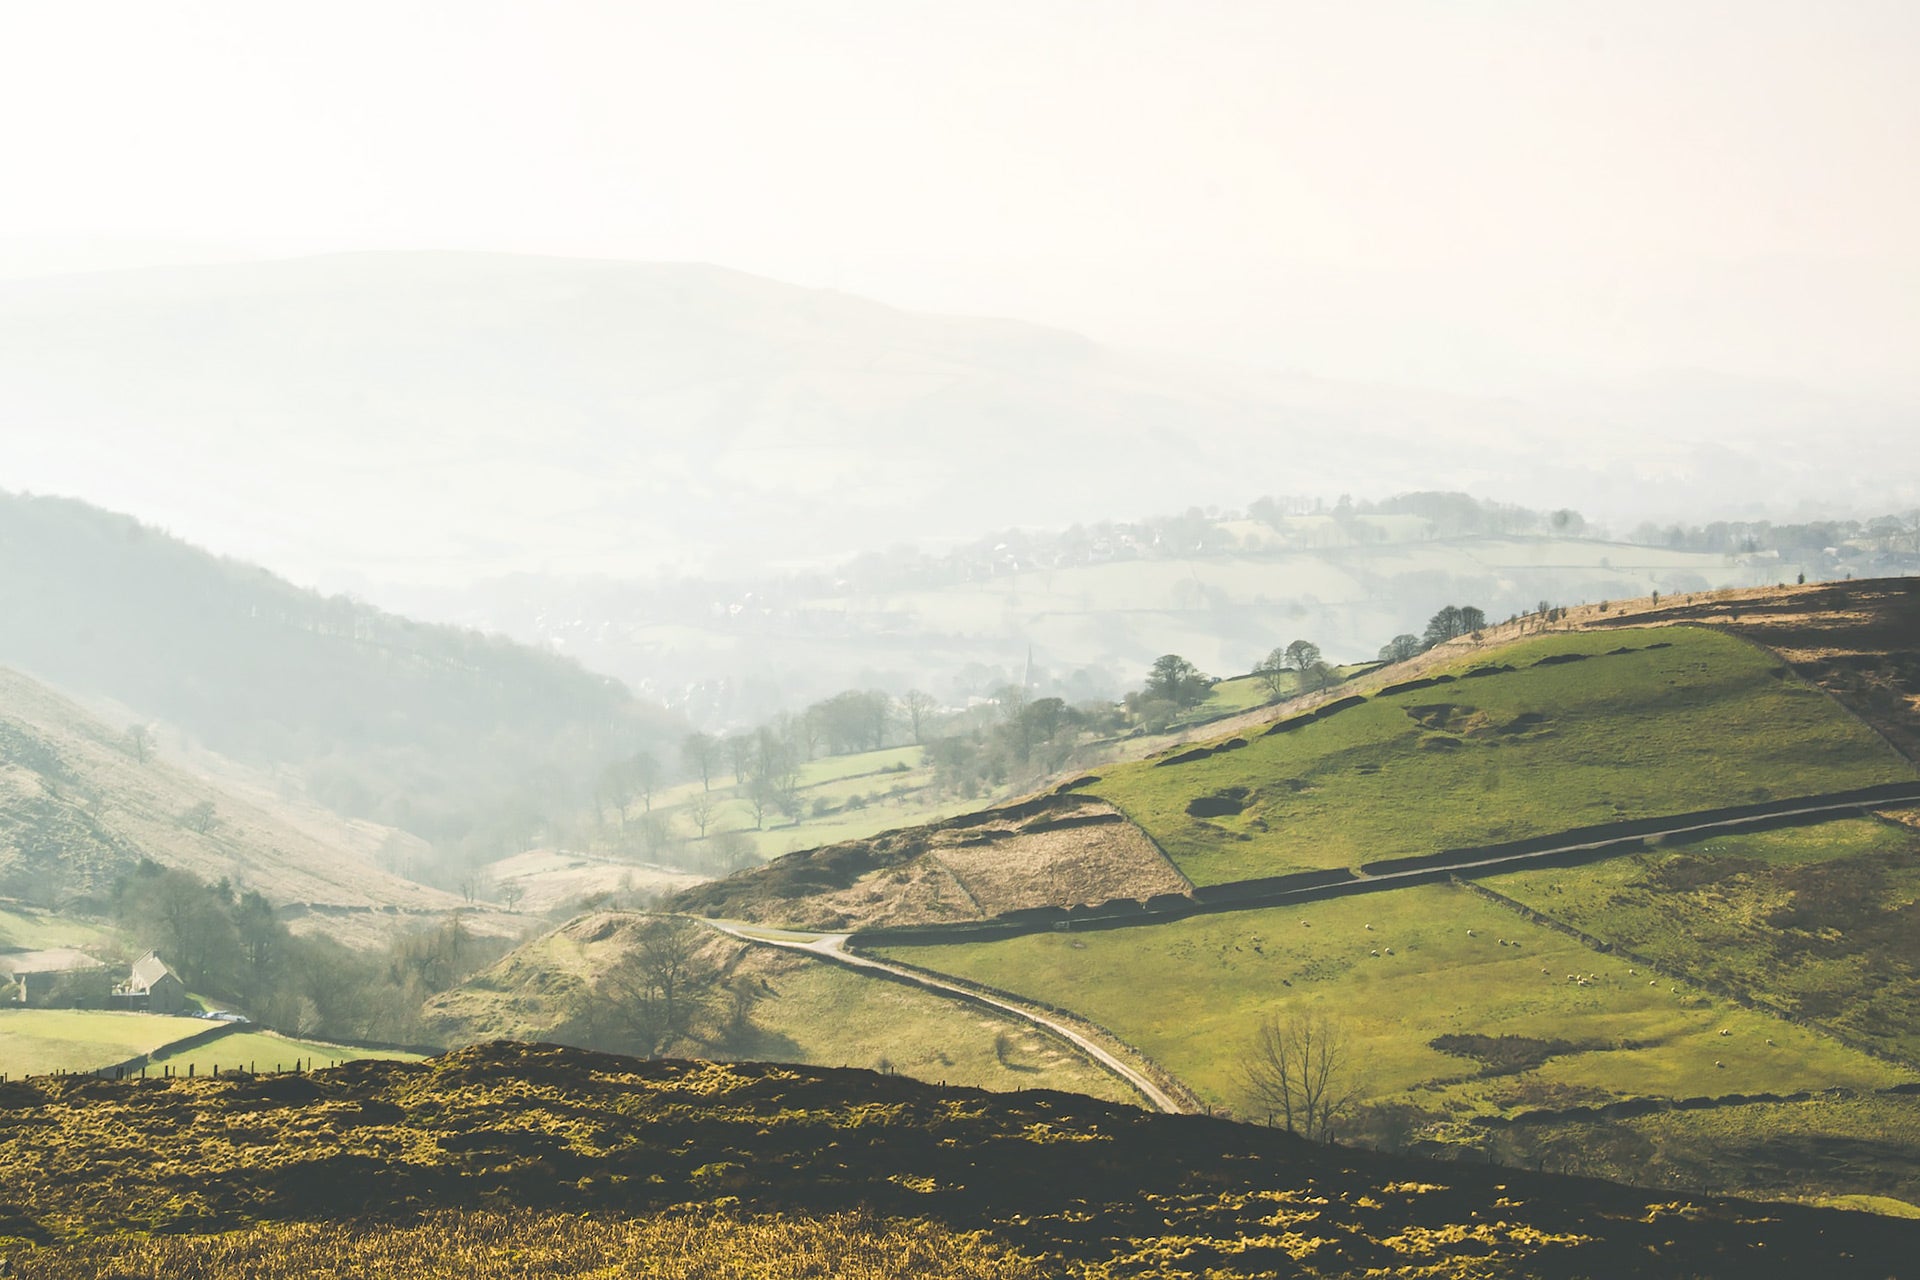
[872,881,1906,1119]
[0,1010,216,1076]
[0,1011,417,1077]
[730,951,1135,1103]
[0,905,118,952]
[653,744,980,860]
[150,1030,420,1074]
[1484,815,1920,1062]
[1087,626,1915,884]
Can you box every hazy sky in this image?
[2,1,1917,394]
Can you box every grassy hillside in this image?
[873,881,1907,1119]
[526,529,1760,714]
[424,913,1132,1103]
[3,1040,1913,1278]
[0,491,680,844]
[652,742,985,863]
[1086,626,1915,885]
[0,1012,410,1077]
[0,665,474,918]
[1483,814,1920,1063]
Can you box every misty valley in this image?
[6,9,1920,1268]
[4,479,1920,1276]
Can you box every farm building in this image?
[0,948,107,1004]
[112,950,187,1014]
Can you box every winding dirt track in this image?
[704,921,1187,1114]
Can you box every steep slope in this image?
[0,491,679,840]
[422,911,1131,1102]
[672,793,1187,931]
[0,664,466,921]
[2,1041,1913,1278]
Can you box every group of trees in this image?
[1375,604,1488,665]
[1255,640,1334,697]
[102,860,506,1045]
[927,692,1117,798]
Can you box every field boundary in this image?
[848,782,1920,948]
[1470,1081,1920,1129]
[1454,876,1920,1073]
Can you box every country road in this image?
[697,782,1920,1118]
[704,920,1188,1114]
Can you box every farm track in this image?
[704,921,1189,1114]
[701,784,1920,1116]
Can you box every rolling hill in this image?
[634,578,1920,1210]
[0,490,680,844]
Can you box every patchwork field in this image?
[654,743,988,863]
[1482,813,1920,1063]
[1086,626,1915,885]
[872,880,1908,1119]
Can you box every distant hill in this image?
[5,1041,1914,1278]
[0,491,681,845]
[4,250,1910,608]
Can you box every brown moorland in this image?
[1,1040,1914,1278]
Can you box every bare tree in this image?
[680,731,720,791]
[685,788,716,839]
[632,751,661,813]
[1240,1009,1364,1142]
[899,689,939,744]
[585,916,710,1058]
[1254,647,1292,698]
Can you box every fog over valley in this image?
[6,5,1920,1268]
